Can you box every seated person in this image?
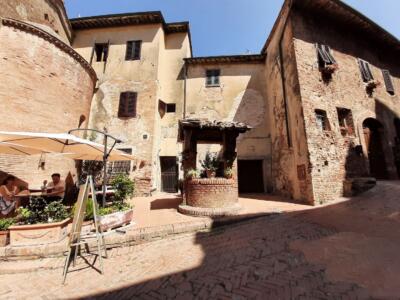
[0,175,28,216]
[42,173,65,202]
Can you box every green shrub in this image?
[111,174,135,203]
[185,168,199,179]
[45,201,69,222]
[72,198,96,221]
[0,218,15,231]
[200,152,219,172]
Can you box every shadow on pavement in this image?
[82,181,400,299]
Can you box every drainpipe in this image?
[183,60,187,119]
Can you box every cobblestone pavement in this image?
[2,181,400,299]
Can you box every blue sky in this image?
[65,0,400,57]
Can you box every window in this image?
[316,43,336,67]
[382,69,395,95]
[315,109,330,131]
[358,59,373,82]
[125,40,142,61]
[109,148,132,176]
[166,103,176,113]
[206,69,220,87]
[94,43,109,62]
[337,108,355,136]
[118,92,137,118]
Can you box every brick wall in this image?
[291,9,400,204]
[0,21,94,187]
[0,0,72,43]
[186,178,238,208]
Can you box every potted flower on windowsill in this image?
[0,218,15,247]
[321,63,339,76]
[200,152,219,178]
[366,79,381,94]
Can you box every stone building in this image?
[0,0,399,204]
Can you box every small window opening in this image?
[94,43,109,62]
[44,13,49,21]
[166,103,176,113]
[315,109,330,131]
[337,108,354,136]
[125,40,142,61]
[206,69,220,87]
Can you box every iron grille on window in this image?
[316,43,336,67]
[125,41,142,61]
[108,148,132,177]
[118,92,137,118]
[382,69,395,95]
[206,69,220,86]
[358,59,374,82]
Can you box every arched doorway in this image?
[363,118,388,179]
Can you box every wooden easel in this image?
[62,176,107,284]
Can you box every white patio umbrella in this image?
[0,131,108,156]
[61,151,135,162]
[0,142,51,155]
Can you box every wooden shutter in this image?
[89,40,96,65]
[118,93,128,117]
[125,41,133,60]
[382,69,395,94]
[358,59,373,82]
[316,43,336,65]
[126,92,137,117]
[134,41,141,60]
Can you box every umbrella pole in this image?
[102,134,108,207]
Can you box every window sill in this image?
[205,84,220,88]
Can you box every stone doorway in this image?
[363,118,388,179]
[160,157,178,193]
[238,160,264,193]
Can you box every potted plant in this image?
[185,168,200,180]
[0,218,15,247]
[97,174,135,231]
[366,79,381,94]
[224,167,234,179]
[200,152,219,178]
[321,63,339,76]
[9,198,71,246]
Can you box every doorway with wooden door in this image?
[160,156,178,193]
[363,118,388,179]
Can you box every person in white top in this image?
[43,173,65,202]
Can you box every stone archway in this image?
[362,118,388,179]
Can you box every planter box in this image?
[9,218,71,246]
[0,231,8,247]
[99,209,133,232]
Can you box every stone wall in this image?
[0,0,72,43]
[291,8,400,204]
[0,19,95,187]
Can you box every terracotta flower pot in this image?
[0,231,8,247]
[9,218,71,246]
[98,209,133,232]
[206,170,216,178]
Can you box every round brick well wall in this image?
[186,178,238,208]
